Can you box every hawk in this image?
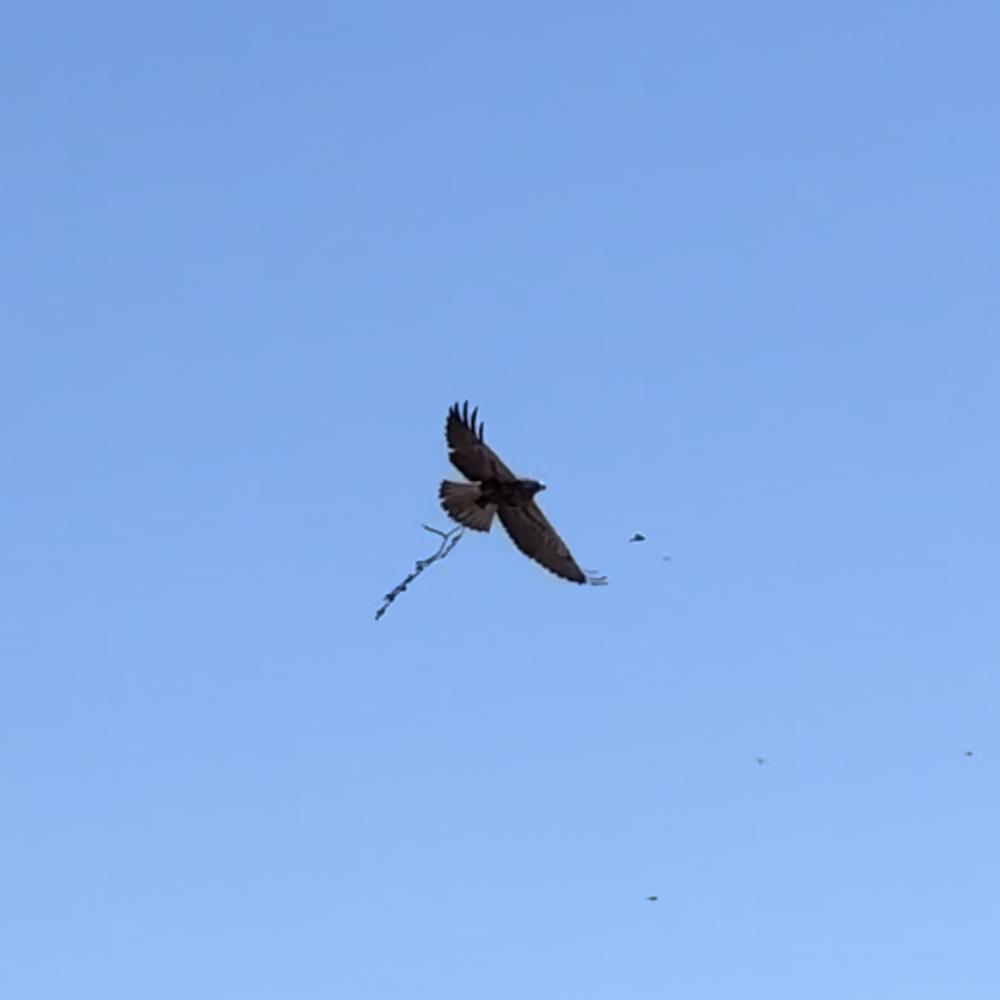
[439,401,590,584]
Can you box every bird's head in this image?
[525,479,546,496]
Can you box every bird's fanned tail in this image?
[439,480,497,532]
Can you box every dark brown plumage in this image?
[439,401,588,584]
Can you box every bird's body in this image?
[480,478,544,507]
[439,401,590,584]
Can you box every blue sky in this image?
[2,1,998,997]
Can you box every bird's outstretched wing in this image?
[497,500,587,584]
[445,401,516,482]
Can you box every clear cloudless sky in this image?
[2,2,998,997]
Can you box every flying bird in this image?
[628,533,646,543]
[439,401,590,584]
[646,896,658,902]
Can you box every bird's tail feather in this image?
[439,481,496,532]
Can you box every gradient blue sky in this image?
[2,2,998,997]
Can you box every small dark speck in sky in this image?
[757,757,766,765]
[646,896,658,901]
[629,533,646,542]
[965,750,975,756]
